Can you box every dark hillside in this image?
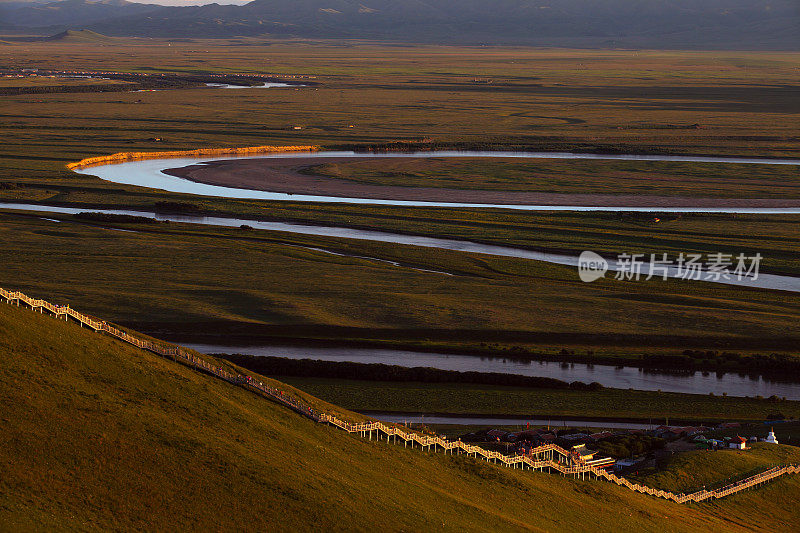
[2,300,800,530]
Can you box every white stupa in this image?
[765,427,779,444]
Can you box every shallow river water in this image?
[73,150,800,212]
[183,344,800,400]
[2,202,798,292]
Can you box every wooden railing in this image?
[3,286,797,504]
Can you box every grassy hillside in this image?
[2,301,800,531]
[44,29,114,43]
[635,443,800,494]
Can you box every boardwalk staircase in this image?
[3,286,798,505]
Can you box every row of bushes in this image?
[218,353,605,391]
[153,201,203,213]
[651,352,800,376]
[68,144,318,170]
[493,346,800,378]
[0,84,139,96]
[595,435,665,459]
[74,212,158,224]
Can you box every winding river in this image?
[4,150,800,400]
[2,201,799,292]
[2,201,800,292]
[72,150,800,212]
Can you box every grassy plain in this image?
[3,301,800,531]
[2,37,800,531]
[2,42,799,155]
[0,41,798,358]
[2,213,800,356]
[309,157,800,198]
[277,377,800,423]
[0,76,133,88]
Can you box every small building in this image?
[486,429,512,442]
[571,444,614,468]
[571,444,595,460]
[560,432,589,442]
[765,428,779,444]
[614,458,643,473]
[513,429,544,443]
[588,431,613,442]
[729,436,747,450]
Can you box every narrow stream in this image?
[2,202,798,292]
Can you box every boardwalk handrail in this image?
[3,286,797,504]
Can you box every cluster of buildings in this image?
[459,423,783,474]
[693,427,779,450]
[469,426,630,447]
[461,427,630,470]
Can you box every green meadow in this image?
[276,377,800,423]
[1,212,799,358]
[308,157,800,199]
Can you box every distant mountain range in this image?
[1,0,798,49]
[1,0,158,27]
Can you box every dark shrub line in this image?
[217,353,605,391]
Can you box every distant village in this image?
[453,423,784,475]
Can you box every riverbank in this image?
[211,350,800,399]
[2,209,800,376]
[362,412,654,430]
[164,154,800,207]
[193,338,800,383]
[278,376,800,423]
[66,144,319,171]
[72,147,800,211]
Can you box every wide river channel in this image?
[184,344,800,401]
[73,150,800,212]
[4,150,799,405]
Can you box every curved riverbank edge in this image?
[66,145,321,171]
[68,146,800,211]
[165,155,800,208]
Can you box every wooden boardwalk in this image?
[3,286,798,505]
